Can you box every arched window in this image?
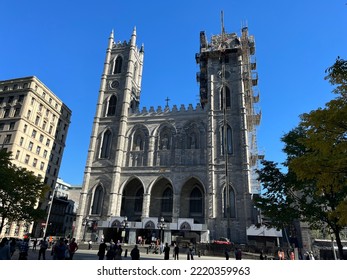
[114,56,122,74]
[134,188,144,212]
[133,62,138,84]
[100,130,112,158]
[107,95,117,116]
[190,187,203,215]
[223,186,236,218]
[221,125,233,154]
[220,86,231,109]
[91,185,104,214]
[161,187,173,213]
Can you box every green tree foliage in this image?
[0,149,48,234]
[255,58,347,259]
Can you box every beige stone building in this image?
[0,76,71,238]
[75,24,262,245]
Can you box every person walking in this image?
[32,238,38,251]
[0,238,11,260]
[53,238,68,260]
[97,240,107,260]
[173,243,179,260]
[38,237,49,260]
[235,248,242,260]
[163,243,170,260]
[68,238,78,260]
[9,238,16,258]
[130,245,140,260]
[114,244,123,260]
[18,238,29,260]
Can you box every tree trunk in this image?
[334,229,345,260]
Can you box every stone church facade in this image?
[75,24,262,245]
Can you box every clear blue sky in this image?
[1,1,346,185]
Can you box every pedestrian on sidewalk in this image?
[163,243,170,260]
[0,237,11,260]
[68,238,78,260]
[18,238,29,260]
[9,238,16,258]
[97,240,107,260]
[38,237,48,260]
[130,245,140,260]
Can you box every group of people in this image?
[0,236,79,260]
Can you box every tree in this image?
[0,149,48,234]
[255,58,347,259]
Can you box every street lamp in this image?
[121,216,129,243]
[43,187,57,237]
[157,217,167,244]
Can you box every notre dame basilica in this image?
[75,20,262,245]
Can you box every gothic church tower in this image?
[75,29,144,240]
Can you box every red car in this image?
[213,238,232,245]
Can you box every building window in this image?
[91,185,104,215]
[107,95,117,116]
[18,95,24,103]
[15,150,20,160]
[8,96,14,104]
[46,139,50,147]
[9,122,15,130]
[4,109,10,118]
[100,130,112,158]
[40,162,44,171]
[35,116,40,125]
[114,56,123,74]
[27,110,31,119]
[36,146,41,155]
[4,134,11,144]
[32,129,37,138]
[28,141,33,151]
[221,125,233,155]
[223,186,236,218]
[39,134,44,142]
[19,137,24,146]
[33,158,38,167]
[14,107,21,117]
[220,86,231,110]
[42,121,47,130]
[31,97,35,105]
[0,123,4,131]
[49,125,53,134]
[43,150,48,158]
[25,154,30,164]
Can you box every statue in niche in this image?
[190,133,196,149]
[161,135,169,150]
[135,136,142,151]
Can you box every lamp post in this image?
[121,216,129,243]
[157,217,167,244]
[42,187,57,237]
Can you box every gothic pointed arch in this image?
[223,185,236,218]
[91,184,104,215]
[120,177,144,221]
[149,177,173,222]
[100,129,112,159]
[220,85,231,109]
[113,56,123,74]
[106,95,117,116]
[221,125,233,155]
[180,178,205,224]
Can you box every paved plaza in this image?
[11,246,229,261]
